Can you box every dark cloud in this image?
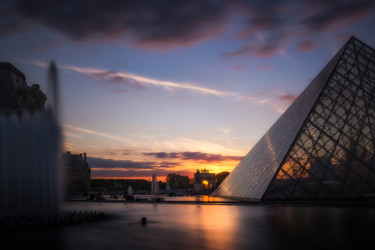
[299,0,375,33]
[86,156,189,178]
[148,152,169,159]
[8,0,227,49]
[91,169,191,178]
[223,0,375,58]
[87,157,184,178]
[0,1,28,36]
[1,0,373,54]
[245,0,290,32]
[88,157,181,170]
[87,157,157,169]
[143,151,243,163]
[25,37,61,51]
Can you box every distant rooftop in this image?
[0,62,26,80]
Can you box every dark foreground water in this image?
[2,199,375,250]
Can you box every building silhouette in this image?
[62,152,91,196]
[213,37,375,202]
[0,62,46,114]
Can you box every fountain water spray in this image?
[127,185,133,196]
[0,61,61,219]
[151,174,159,196]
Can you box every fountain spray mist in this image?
[0,61,62,219]
[48,60,60,120]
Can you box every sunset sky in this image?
[1,0,374,180]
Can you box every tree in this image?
[166,173,190,189]
[158,180,166,190]
[215,171,230,187]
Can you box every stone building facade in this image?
[194,169,216,193]
[62,152,91,196]
[0,62,46,114]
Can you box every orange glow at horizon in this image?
[89,158,239,180]
[63,125,244,181]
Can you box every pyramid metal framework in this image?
[213,37,375,201]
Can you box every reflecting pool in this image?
[2,201,375,249]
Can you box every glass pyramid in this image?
[213,37,375,202]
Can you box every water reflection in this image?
[171,205,239,249]
[268,206,375,249]
[2,203,375,249]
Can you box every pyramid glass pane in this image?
[214,37,375,202]
[263,38,375,200]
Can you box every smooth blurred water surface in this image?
[2,201,375,249]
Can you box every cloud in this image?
[253,40,285,58]
[222,45,253,58]
[2,1,373,56]
[223,0,375,58]
[262,92,298,113]
[0,1,29,36]
[26,59,251,101]
[278,94,297,105]
[91,169,191,179]
[25,59,327,114]
[88,157,180,169]
[236,88,298,113]
[217,127,230,134]
[105,148,135,156]
[87,156,185,178]
[88,157,156,170]
[62,124,130,144]
[298,0,375,33]
[6,0,228,49]
[223,31,288,59]
[39,61,247,100]
[27,37,61,51]
[247,2,285,31]
[297,40,320,52]
[143,151,243,163]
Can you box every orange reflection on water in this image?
[171,204,240,249]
